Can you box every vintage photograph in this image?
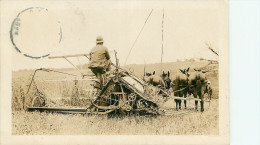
[1,0,229,144]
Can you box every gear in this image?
[128,93,136,102]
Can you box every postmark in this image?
[10,7,62,59]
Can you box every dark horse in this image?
[161,68,190,110]
[160,71,172,90]
[172,68,190,110]
[161,68,212,112]
[188,69,211,112]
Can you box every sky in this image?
[1,0,227,71]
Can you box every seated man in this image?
[88,36,111,88]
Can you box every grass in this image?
[12,61,219,135]
[12,100,218,135]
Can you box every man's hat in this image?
[96,36,104,43]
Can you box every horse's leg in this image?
[209,89,212,100]
[174,83,179,111]
[179,92,183,110]
[194,92,198,111]
[200,90,205,112]
[174,93,178,111]
[175,100,178,111]
[184,93,187,109]
[179,99,182,110]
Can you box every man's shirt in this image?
[88,44,110,69]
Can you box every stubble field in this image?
[12,61,219,135]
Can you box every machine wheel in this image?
[32,91,46,107]
[32,95,46,107]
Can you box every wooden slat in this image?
[110,92,127,95]
[48,51,114,59]
[44,78,98,82]
[168,96,201,101]
[53,97,91,100]
[48,54,89,59]
[27,107,88,113]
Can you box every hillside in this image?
[13,60,218,80]
[123,60,217,78]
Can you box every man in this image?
[88,36,111,87]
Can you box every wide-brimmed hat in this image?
[96,36,104,43]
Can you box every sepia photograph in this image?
[1,0,229,144]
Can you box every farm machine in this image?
[26,52,176,116]
[26,50,207,116]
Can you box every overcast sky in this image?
[1,0,227,71]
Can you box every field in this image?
[12,60,219,135]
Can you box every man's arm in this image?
[105,48,110,60]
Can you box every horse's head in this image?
[143,72,154,82]
[161,71,167,78]
[145,72,152,77]
[145,71,155,77]
[179,67,190,85]
[179,67,190,77]
[205,79,213,100]
[193,68,209,84]
[206,80,211,90]
[179,67,193,92]
[161,71,172,89]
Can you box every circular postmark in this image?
[10,7,62,59]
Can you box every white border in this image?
[1,0,229,144]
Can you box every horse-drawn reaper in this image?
[26,51,210,116]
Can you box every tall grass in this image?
[12,100,218,135]
[12,71,94,111]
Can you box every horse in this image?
[160,71,172,90]
[187,68,211,112]
[143,71,166,88]
[171,67,190,110]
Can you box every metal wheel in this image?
[128,93,136,102]
[32,95,46,107]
